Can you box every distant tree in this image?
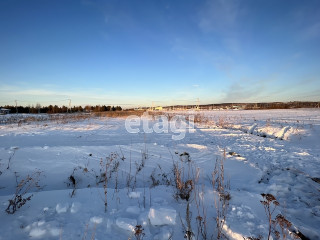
[30,105,36,114]
[53,105,59,113]
[84,105,91,112]
[94,105,101,112]
[100,105,107,111]
[42,106,49,113]
[61,105,68,113]
[47,105,53,113]
[17,106,26,113]
[36,103,41,113]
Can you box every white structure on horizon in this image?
[0,108,11,115]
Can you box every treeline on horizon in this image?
[0,105,122,114]
[173,101,319,110]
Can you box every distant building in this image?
[0,108,11,115]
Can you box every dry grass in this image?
[92,110,145,118]
[194,183,209,240]
[1,113,92,125]
[98,153,120,212]
[260,193,302,240]
[81,223,97,240]
[212,151,231,240]
[173,161,194,201]
[6,171,42,214]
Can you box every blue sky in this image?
[0,0,319,107]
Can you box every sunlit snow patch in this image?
[186,144,208,150]
[116,218,137,232]
[29,228,46,238]
[297,152,310,156]
[128,192,141,199]
[223,223,243,240]
[55,203,69,213]
[274,126,291,139]
[148,207,176,226]
[90,216,103,224]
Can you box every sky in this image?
[0,0,320,107]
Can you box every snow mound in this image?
[153,226,173,240]
[70,202,81,213]
[248,124,257,134]
[128,192,141,199]
[48,228,60,237]
[126,206,140,215]
[274,126,291,139]
[90,216,103,224]
[55,203,69,213]
[148,208,176,226]
[29,228,46,238]
[116,218,137,232]
[186,144,207,150]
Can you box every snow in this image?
[185,144,207,150]
[70,202,81,213]
[126,206,140,215]
[128,192,141,199]
[153,226,174,240]
[148,207,177,226]
[116,217,137,232]
[55,203,69,214]
[0,109,319,239]
[90,216,103,224]
[29,228,46,238]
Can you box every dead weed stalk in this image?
[6,171,42,214]
[212,152,231,239]
[173,161,194,201]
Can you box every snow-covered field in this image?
[0,109,319,239]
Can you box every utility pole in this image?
[36,103,41,114]
[196,98,200,110]
[14,100,18,114]
[68,99,72,113]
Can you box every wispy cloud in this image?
[198,0,241,34]
[170,37,236,74]
[169,0,244,74]
[301,22,320,41]
[290,4,320,42]
[220,75,320,103]
[221,80,267,103]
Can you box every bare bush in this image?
[134,225,145,240]
[260,193,279,240]
[194,184,209,240]
[150,164,171,188]
[6,171,42,214]
[260,193,301,240]
[98,153,119,212]
[173,162,194,201]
